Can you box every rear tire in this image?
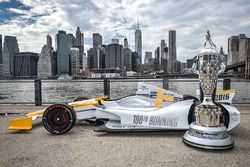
[42,103,76,134]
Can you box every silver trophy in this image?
[183,31,234,150]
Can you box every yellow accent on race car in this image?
[9,117,32,130]
[155,88,164,108]
[164,95,174,102]
[216,89,236,95]
[69,96,107,108]
[25,109,45,117]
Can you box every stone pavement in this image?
[0,105,249,167]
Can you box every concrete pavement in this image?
[0,105,250,167]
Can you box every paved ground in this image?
[0,105,250,167]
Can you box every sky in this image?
[0,0,249,62]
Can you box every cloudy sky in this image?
[0,0,249,62]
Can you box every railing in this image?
[0,78,248,105]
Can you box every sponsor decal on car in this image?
[133,115,178,127]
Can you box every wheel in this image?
[42,103,76,134]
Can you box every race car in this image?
[9,83,240,134]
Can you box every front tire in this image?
[42,103,76,134]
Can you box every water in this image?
[0,79,249,104]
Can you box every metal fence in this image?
[0,78,249,105]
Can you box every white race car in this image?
[9,83,240,134]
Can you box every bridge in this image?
[225,60,250,79]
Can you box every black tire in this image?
[42,103,76,134]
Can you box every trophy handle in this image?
[192,56,199,75]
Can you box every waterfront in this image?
[0,79,249,104]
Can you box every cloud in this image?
[0,0,10,3]
[0,0,249,62]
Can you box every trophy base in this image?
[183,123,234,150]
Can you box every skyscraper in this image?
[144,51,152,64]
[154,47,160,71]
[135,20,142,64]
[0,35,2,64]
[14,52,39,77]
[38,34,54,78]
[47,34,52,48]
[74,26,84,68]
[124,37,128,49]
[105,43,123,70]
[2,36,19,76]
[87,47,105,70]
[227,34,248,65]
[168,30,177,73]
[123,48,132,71]
[68,33,75,48]
[56,31,70,75]
[70,48,80,76]
[87,33,104,70]
[111,39,119,44]
[160,39,166,67]
[93,33,102,48]
[132,51,139,72]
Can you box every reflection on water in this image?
[0,79,249,103]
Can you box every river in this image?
[0,79,249,104]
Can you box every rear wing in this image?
[196,89,236,104]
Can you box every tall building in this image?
[93,33,102,48]
[246,39,250,79]
[47,34,52,48]
[74,26,84,68]
[38,35,54,78]
[87,33,104,70]
[162,47,168,73]
[105,43,123,70]
[124,37,128,49]
[154,47,160,71]
[0,35,2,64]
[144,51,152,64]
[135,21,142,64]
[228,34,248,65]
[168,30,177,73]
[123,48,132,71]
[56,31,70,75]
[68,33,75,48]
[70,48,80,76]
[87,47,105,70]
[111,39,119,44]
[181,62,187,73]
[186,59,193,68]
[14,52,39,77]
[132,51,139,72]
[82,53,88,71]
[2,36,19,76]
[228,34,250,78]
[160,39,167,66]
[174,60,181,73]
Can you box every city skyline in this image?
[0,0,249,62]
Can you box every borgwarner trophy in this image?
[183,31,235,149]
[8,32,240,150]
